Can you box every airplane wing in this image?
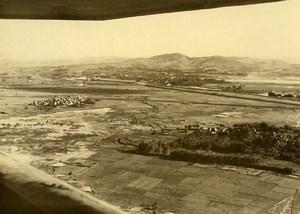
[0,0,284,20]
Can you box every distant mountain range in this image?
[1,53,299,78]
[115,53,300,77]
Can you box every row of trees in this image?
[169,150,293,174]
[137,141,170,155]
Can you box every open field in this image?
[1,80,300,213]
[52,147,300,214]
[2,52,300,214]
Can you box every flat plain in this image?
[1,55,300,213]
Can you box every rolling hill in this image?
[116,53,300,77]
[1,54,300,83]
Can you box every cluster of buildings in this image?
[221,84,242,91]
[31,95,95,108]
[268,91,300,98]
[161,124,227,135]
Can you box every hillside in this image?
[116,53,300,77]
[1,54,300,85]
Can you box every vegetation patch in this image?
[136,122,300,173]
[169,123,300,164]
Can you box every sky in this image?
[0,0,299,62]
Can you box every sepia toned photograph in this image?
[0,0,300,213]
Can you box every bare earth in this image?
[1,83,300,214]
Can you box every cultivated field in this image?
[1,55,300,213]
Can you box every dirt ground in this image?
[1,83,300,213]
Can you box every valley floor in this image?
[1,83,300,213]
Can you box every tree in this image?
[162,144,170,155]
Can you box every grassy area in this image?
[0,82,300,213]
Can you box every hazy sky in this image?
[0,0,299,62]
